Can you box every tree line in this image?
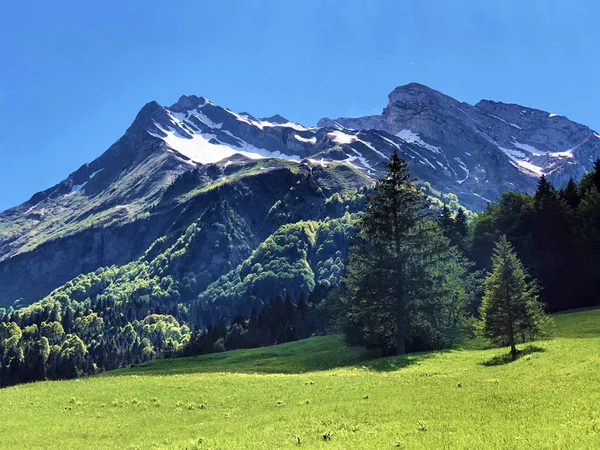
[469,162,600,312]
[336,151,550,357]
[4,152,600,386]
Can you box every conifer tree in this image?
[534,175,554,209]
[343,150,467,355]
[478,235,550,359]
[560,177,580,209]
[439,204,455,237]
[453,208,468,240]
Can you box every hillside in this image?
[0,308,597,449]
[3,83,600,309]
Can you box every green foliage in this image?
[0,160,376,386]
[469,163,600,313]
[342,151,471,355]
[194,216,356,325]
[477,236,551,357]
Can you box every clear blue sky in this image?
[1,0,598,212]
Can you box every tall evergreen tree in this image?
[343,150,467,355]
[534,175,554,209]
[531,175,576,311]
[560,177,580,209]
[453,208,468,241]
[439,204,455,237]
[478,236,550,359]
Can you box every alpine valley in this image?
[1,82,599,349]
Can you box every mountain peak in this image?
[169,95,208,112]
[261,114,290,124]
[387,82,455,107]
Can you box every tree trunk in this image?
[504,266,517,360]
[396,312,406,355]
[510,341,518,360]
[392,197,405,356]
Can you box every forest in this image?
[1,155,599,387]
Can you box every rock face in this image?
[1,83,599,306]
[319,82,600,193]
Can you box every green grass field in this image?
[1,309,599,449]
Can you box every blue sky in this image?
[1,0,598,212]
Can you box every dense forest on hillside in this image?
[1,156,599,387]
[468,163,600,312]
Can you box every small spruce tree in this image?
[478,235,550,358]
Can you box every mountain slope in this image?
[319,82,600,192]
[2,83,600,308]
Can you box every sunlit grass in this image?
[0,308,599,449]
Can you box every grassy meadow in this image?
[0,308,599,449]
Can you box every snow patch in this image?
[377,134,400,150]
[348,148,373,170]
[89,168,104,179]
[513,160,544,176]
[151,118,300,164]
[549,150,574,158]
[499,147,527,160]
[499,145,544,177]
[471,191,492,203]
[68,182,87,196]
[418,156,437,170]
[487,114,522,130]
[395,129,441,154]
[357,138,387,159]
[308,158,329,168]
[454,157,470,184]
[512,141,540,154]
[329,130,356,145]
[294,134,317,144]
[229,110,311,131]
[186,109,222,129]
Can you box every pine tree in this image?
[439,204,455,238]
[560,177,580,209]
[453,208,468,241]
[478,235,550,359]
[343,150,467,355]
[534,175,554,209]
[531,175,575,311]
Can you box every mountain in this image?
[1,83,599,309]
[319,82,600,193]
